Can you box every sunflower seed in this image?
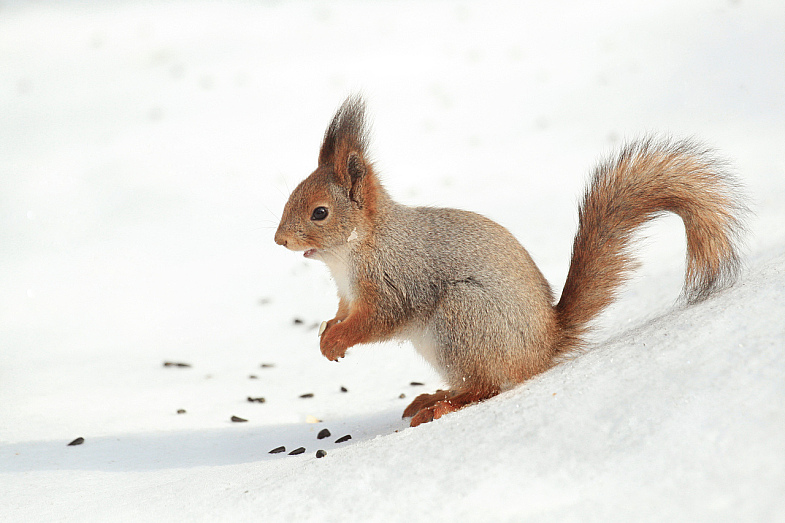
[163,361,191,368]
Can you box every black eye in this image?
[311,206,329,221]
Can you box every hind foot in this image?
[404,389,499,427]
[402,390,454,419]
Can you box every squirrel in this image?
[274,95,747,427]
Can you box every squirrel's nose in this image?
[274,228,289,247]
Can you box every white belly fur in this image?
[403,323,446,378]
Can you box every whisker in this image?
[260,201,279,222]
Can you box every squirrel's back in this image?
[380,204,552,298]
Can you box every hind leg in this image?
[408,388,498,427]
[402,390,454,419]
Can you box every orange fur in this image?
[554,138,747,354]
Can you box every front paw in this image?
[319,323,348,361]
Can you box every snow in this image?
[1,0,784,521]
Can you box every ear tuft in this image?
[318,94,370,169]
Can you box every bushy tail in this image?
[554,137,748,353]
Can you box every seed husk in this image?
[317,428,331,439]
[335,435,351,443]
[163,361,191,368]
[289,447,305,455]
[231,415,248,423]
[269,446,286,454]
[299,393,314,399]
[247,397,266,403]
[316,450,327,458]
[67,437,84,446]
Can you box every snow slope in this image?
[1,0,784,521]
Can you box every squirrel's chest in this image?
[322,251,357,302]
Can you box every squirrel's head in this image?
[275,95,380,260]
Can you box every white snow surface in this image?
[2,1,784,521]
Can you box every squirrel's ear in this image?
[318,95,368,168]
[346,152,367,205]
[318,95,372,207]
[347,152,366,184]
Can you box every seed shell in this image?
[163,361,191,368]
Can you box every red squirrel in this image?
[274,96,747,427]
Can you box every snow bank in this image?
[1,0,783,521]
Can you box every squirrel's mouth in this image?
[304,248,317,258]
